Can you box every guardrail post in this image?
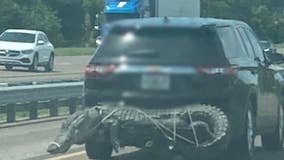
[68,98,77,114]
[50,100,58,117]
[29,101,38,120]
[7,104,16,123]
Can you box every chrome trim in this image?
[115,65,197,74]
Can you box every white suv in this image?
[0,29,54,72]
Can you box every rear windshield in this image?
[93,28,226,65]
[0,32,36,43]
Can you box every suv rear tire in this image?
[261,105,284,151]
[226,101,256,160]
[85,137,113,160]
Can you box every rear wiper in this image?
[125,49,159,58]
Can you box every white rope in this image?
[134,108,196,144]
[187,109,199,147]
[173,111,177,142]
[92,106,221,147]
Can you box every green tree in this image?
[82,0,104,46]
[201,0,284,43]
[46,0,104,46]
[0,0,63,46]
[0,0,24,33]
[46,0,85,46]
[21,0,63,45]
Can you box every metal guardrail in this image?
[0,81,84,123]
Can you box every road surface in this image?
[0,119,283,160]
[279,48,284,54]
[0,56,91,83]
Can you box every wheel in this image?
[226,101,256,160]
[44,54,54,72]
[5,65,13,70]
[85,137,112,160]
[261,105,284,151]
[29,55,38,71]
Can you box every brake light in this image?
[85,64,116,78]
[197,67,237,75]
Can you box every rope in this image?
[173,111,177,142]
[187,109,199,147]
[92,105,227,147]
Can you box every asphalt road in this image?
[0,119,283,160]
[0,56,91,83]
[279,48,284,54]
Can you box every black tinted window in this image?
[42,34,49,42]
[245,29,265,61]
[237,28,255,58]
[0,32,35,43]
[93,28,226,65]
[217,27,247,58]
[37,34,45,41]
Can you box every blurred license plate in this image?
[141,74,170,90]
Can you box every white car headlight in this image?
[22,50,34,54]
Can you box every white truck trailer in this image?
[149,0,200,17]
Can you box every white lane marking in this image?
[45,147,140,160]
[57,62,72,65]
[45,151,86,160]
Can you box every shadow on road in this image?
[111,147,284,160]
[28,146,284,160]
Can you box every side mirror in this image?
[265,52,284,64]
[37,40,45,45]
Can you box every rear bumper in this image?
[84,88,232,107]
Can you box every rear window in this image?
[93,28,227,65]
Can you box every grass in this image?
[55,47,95,56]
[276,42,284,53]
[0,113,6,123]
[276,41,284,48]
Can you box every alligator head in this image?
[47,107,103,154]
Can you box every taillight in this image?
[197,66,237,75]
[85,64,116,78]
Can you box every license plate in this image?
[141,74,170,90]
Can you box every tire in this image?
[29,55,38,72]
[5,65,13,70]
[226,101,256,160]
[261,105,284,151]
[44,54,54,72]
[85,138,112,160]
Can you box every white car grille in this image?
[0,50,20,57]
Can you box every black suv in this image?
[84,17,284,160]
